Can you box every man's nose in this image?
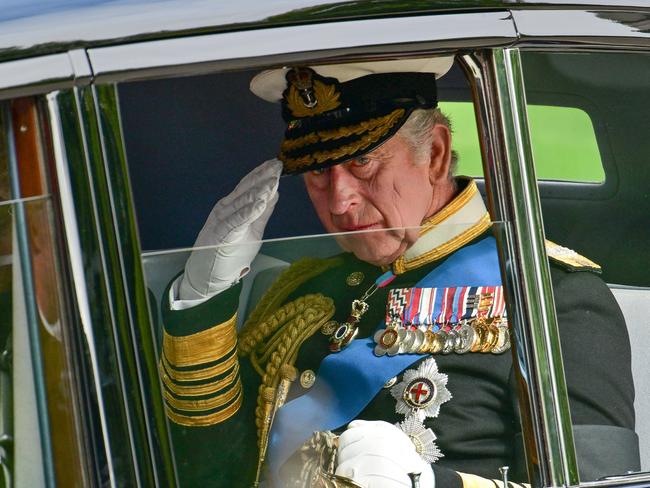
[328,164,359,215]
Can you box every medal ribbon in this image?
[387,284,507,330]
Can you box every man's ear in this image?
[428,124,452,184]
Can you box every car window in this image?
[0,100,88,488]
[442,101,604,183]
[522,50,650,287]
[522,50,650,476]
[119,53,644,486]
[120,60,476,251]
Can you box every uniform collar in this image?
[391,178,491,274]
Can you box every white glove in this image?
[176,158,282,303]
[335,420,435,488]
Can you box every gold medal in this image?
[418,330,435,354]
[490,322,511,354]
[429,332,445,354]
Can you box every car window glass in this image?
[0,100,88,487]
[527,104,603,182]
[145,223,535,486]
[120,60,475,251]
[522,50,650,478]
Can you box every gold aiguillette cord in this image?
[253,364,298,487]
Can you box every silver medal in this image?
[400,330,416,354]
[441,330,458,354]
[409,329,425,353]
[397,415,443,464]
[454,322,475,354]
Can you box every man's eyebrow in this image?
[367,147,392,159]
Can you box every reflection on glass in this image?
[10,99,48,199]
[1,200,87,485]
[1,97,88,486]
[0,108,10,203]
[0,205,12,486]
[23,199,87,488]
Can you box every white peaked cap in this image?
[250,56,455,102]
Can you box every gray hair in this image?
[397,108,459,179]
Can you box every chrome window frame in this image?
[0,7,649,487]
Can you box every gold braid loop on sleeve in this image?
[235,255,339,480]
[238,256,341,355]
[244,293,335,485]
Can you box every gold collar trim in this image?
[392,179,491,274]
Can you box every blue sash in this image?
[268,237,502,481]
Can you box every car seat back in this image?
[610,285,650,470]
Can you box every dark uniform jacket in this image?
[159,180,639,487]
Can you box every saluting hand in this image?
[177,158,282,302]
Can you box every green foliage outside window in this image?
[440,101,605,183]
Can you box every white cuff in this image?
[169,275,212,310]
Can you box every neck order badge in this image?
[329,271,396,352]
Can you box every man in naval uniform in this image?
[159,58,639,487]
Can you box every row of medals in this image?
[373,316,511,357]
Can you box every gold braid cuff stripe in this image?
[165,389,242,427]
[393,213,492,274]
[163,376,242,412]
[163,313,237,368]
[280,109,405,172]
[160,360,240,397]
[281,109,406,153]
[161,346,237,382]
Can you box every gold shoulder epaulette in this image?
[545,239,601,273]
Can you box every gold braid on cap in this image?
[280,108,405,173]
[280,109,406,154]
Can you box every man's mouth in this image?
[339,223,380,232]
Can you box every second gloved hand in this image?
[177,158,282,302]
[335,420,435,488]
